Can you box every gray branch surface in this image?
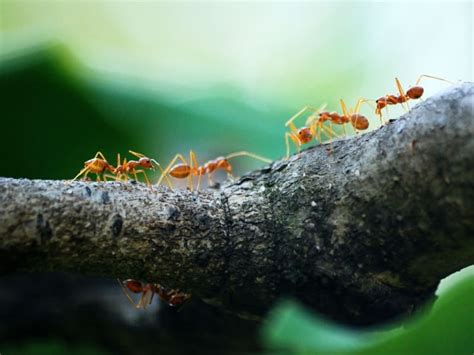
[1,83,473,325]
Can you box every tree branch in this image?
[1,83,473,325]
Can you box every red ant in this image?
[373,75,452,120]
[285,99,369,158]
[113,150,171,187]
[72,151,116,182]
[119,279,191,309]
[156,151,272,190]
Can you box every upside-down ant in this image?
[119,279,191,309]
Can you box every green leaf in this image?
[262,271,474,355]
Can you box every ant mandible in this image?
[374,75,453,120]
[72,151,116,182]
[156,151,272,191]
[119,279,191,309]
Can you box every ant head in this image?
[123,279,144,293]
[298,127,313,143]
[406,86,424,99]
[139,157,154,169]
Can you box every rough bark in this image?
[1,83,473,325]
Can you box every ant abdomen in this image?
[169,164,192,178]
[351,114,369,130]
[406,86,424,99]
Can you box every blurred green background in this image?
[0,1,473,354]
[1,1,472,180]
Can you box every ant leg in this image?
[207,173,213,187]
[340,99,356,134]
[157,154,188,187]
[118,279,140,308]
[154,163,173,188]
[133,170,152,187]
[190,150,200,191]
[96,152,108,161]
[354,98,365,114]
[132,169,140,182]
[140,289,153,309]
[340,99,350,118]
[325,121,341,140]
[309,120,322,144]
[72,166,90,181]
[304,103,327,127]
[286,106,314,128]
[103,174,116,182]
[113,154,122,182]
[128,150,145,159]
[395,78,410,112]
[119,158,129,182]
[325,121,334,153]
[285,132,300,159]
[384,104,390,120]
[197,174,203,190]
[149,287,156,304]
[227,172,236,182]
[362,99,384,125]
[285,105,323,135]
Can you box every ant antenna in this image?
[225,151,272,164]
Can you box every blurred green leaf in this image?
[262,272,474,355]
[0,339,109,355]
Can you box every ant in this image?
[156,151,272,191]
[119,279,191,309]
[72,151,116,182]
[113,150,171,187]
[373,75,453,120]
[284,103,337,159]
[285,100,369,158]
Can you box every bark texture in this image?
[1,83,473,325]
